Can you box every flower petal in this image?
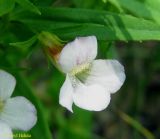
[0,70,16,101]
[59,75,74,112]
[82,60,126,93]
[0,122,13,139]
[73,82,110,111]
[0,97,37,131]
[59,36,97,73]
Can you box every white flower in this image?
[0,70,37,139]
[58,36,126,112]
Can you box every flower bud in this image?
[38,32,64,67]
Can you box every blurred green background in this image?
[0,0,160,139]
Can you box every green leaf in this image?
[10,35,37,49]
[0,0,15,16]
[9,35,38,56]
[11,8,160,41]
[108,0,160,24]
[15,0,41,15]
[33,0,53,7]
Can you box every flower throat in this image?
[70,62,91,76]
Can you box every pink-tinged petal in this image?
[59,36,97,73]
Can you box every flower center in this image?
[0,98,4,112]
[70,62,91,76]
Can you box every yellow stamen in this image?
[70,63,91,76]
